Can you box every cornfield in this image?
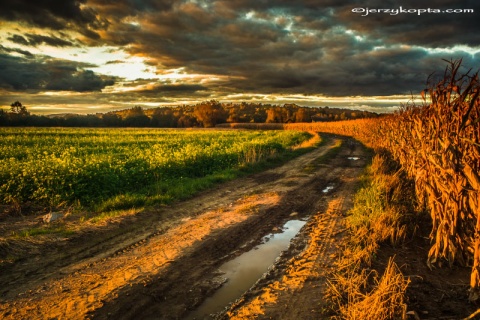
[286,59,480,299]
[380,60,480,300]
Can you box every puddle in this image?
[322,184,335,193]
[348,157,360,161]
[187,219,306,319]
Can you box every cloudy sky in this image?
[0,0,479,114]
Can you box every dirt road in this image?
[0,133,369,319]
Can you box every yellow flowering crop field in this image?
[0,128,310,211]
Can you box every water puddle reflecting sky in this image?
[322,185,335,193]
[187,219,306,319]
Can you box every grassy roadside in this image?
[327,152,414,319]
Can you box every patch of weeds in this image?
[16,225,75,238]
[89,208,142,224]
[95,193,152,213]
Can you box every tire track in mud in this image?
[0,134,368,320]
[222,171,360,320]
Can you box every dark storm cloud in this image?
[1,0,479,100]
[0,50,115,92]
[0,0,106,39]
[106,60,125,64]
[0,45,33,57]
[238,47,480,96]
[92,0,175,15]
[136,84,208,94]
[8,34,76,47]
[8,35,30,46]
[80,0,476,97]
[228,0,480,47]
[45,69,115,92]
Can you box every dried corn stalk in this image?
[379,60,480,299]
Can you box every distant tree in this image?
[266,107,284,123]
[25,115,56,126]
[125,106,145,118]
[83,115,103,127]
[63,114,84,127]
[193,100,227,127]
[226,108,240,123]
[151,108,177,127]
[177,114,197,127]
[0,101,380,128]
[266,108,275,123]
[102,113,123,127]
[124,106,150,127]
[252,107,267,123]
[10,101,29,116]
[295,108,311,122]
[284,107,294,123]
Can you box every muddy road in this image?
[0,134,370,319]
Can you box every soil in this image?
[374,217,480,320]
[0,133,476,319]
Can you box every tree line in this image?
[0,100,379,128]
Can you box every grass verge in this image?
[326,152,413,319]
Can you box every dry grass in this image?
[326,154,411,319]
[329,258,409,320]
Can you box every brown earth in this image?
[0,133,473,319]
[374,218,480,320]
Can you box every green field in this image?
[0,128,311,212]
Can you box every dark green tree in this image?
[124,106,150,127]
